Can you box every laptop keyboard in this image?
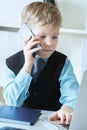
[61,124,69,129]
[42,117,69,130]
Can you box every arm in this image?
[48,58,79,125]
[59,58,79,109]
[1,63,32,107]
[2,36,42,107]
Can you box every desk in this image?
[0,110,58,130]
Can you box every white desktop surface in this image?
[0,110,58,130]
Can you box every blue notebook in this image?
[0,105,41,125]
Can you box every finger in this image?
[24,40,41,51]
[30,41,41,49]
[29,35,41,43]
[60,114,66,124]
[25,36,32,42]
[30,46,42,55]
[23,36,31,47]
[65,113,72,125]
[48,112,59,121]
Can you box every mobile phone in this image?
[0,126,24,130]
[18,23,40,57]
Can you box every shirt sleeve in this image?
[59,58,79,110]
[1,63,32,107]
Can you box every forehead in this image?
[31,22,60,34]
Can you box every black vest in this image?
[6,50,67,111]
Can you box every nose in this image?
[44,37,52,46]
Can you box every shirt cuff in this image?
[16,69,32,83]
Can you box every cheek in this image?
[52,41,58,49]
[41,39,58,49]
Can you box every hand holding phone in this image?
[18,23,41,57]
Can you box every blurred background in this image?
[0,0,87,86]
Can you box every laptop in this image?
[43,70,87,130]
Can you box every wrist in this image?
[60,106,73,112]
[23,62,33,73]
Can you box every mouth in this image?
[42,49,52,52]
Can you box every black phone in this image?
[18,23,40,57]
[0,126,24,130]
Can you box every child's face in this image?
[31,22,60,58]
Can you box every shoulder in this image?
[6,50,24,75]
[6,50,24,65]
[6,50,23,61]
[51,51,67,62]
[54,51,67,58]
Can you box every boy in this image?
[1,2,79,125]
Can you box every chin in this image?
[39,50,54,58]
[39,53,52,58]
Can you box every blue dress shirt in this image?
[1,58,79,110]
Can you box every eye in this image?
[39,35,46,39]
[52,36,58,39]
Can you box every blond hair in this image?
[21,2,62,28]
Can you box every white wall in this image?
[55,0,87,30]
[0,29,23,86]
[0,29,22,63]
[0,0,43,27]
